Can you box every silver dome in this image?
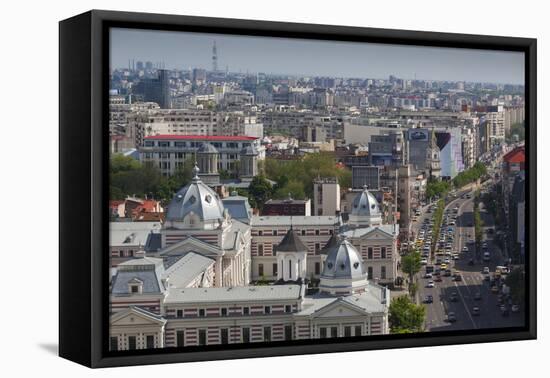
[321,239,365,280]
[197,142,219,154]
[349,187,382,227]
[166,166,225,224]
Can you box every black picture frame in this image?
[59,9,537,368]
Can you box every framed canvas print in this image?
[59,10,536,368]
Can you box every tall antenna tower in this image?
[212,40,218,72]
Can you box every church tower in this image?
[239,144,258,180]
[197,142,220,185]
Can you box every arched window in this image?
[288,259,292,280]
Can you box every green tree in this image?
[247,175,273,210]
[401,251,422,297]
[505,268,525,304]
[389,296,426,334]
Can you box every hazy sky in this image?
[110,28,525,85]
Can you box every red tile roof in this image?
[143,135,258,141]
[503,146,525,164]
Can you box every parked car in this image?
[426,280,435,288]
[447,312,457,322]
[424,295,433,304]
[472,307,480,316]
[450,292,458,302]
[511,304,520,313]
[424,273,433,279]
[483,267,490,274]
[454,274,463,282]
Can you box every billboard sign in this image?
[408,129,429,141]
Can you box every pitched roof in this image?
[320,234,339,255]
[275,229,308,254]
[503,146,525,163]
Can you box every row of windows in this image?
[175,325,293,346]
[143,141,251,148]
[365,247,389,259]
[258,263,387,279]
[143,152,241,160]
[172,305,293,318]
[110,334,156,351]
[255,229,332,236]
[258,262,322,276]
[319,325,363,338]
[257,243,324,256]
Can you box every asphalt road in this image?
[414,187,525,332]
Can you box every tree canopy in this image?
[109,154,194,202]
[264,153,351,200]
[389,295,426,334]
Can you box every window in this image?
[128,336,137,350]
[176,309,183,318]
[288,260,292,279]
[315,262,321,275]
[221,308,228,317]
[263,326,272,342]
[110,336,118,351]
[344,326,352,337]
[315,243,320,254]
[320,327,327,338]
[331,327,338,338]
[273,230,278,236]
[355,325,362,337]
[284,325,293,341]
[258,244,264,256]
[381,266,387,279]
[329,229,334,235]
[130,285,139,293]
[367,247,373,259]
[221,328,229,344]
[315,229,320,235]
[264,306,271,314]
[242,327,250,343]
[176,331,184,347]
[258,230,263,236]
[381,247,387,259]
[367,266,373,279]
[198,308,205,317]
[258,264,264,277]
[242,307,250,315]
[146,335,155,349]
[301,230,306,236]
[285,305,292,313]
[273,263,278,277]
[198,330,207,346]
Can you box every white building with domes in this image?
[109,172,391,351]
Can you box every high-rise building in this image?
[133,69,171,109]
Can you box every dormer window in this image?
[127,278,143,294]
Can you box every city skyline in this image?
[110,28,525,85]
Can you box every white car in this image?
[426,280,435,288]
[483,267,490,274]
[421,258,428,265]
